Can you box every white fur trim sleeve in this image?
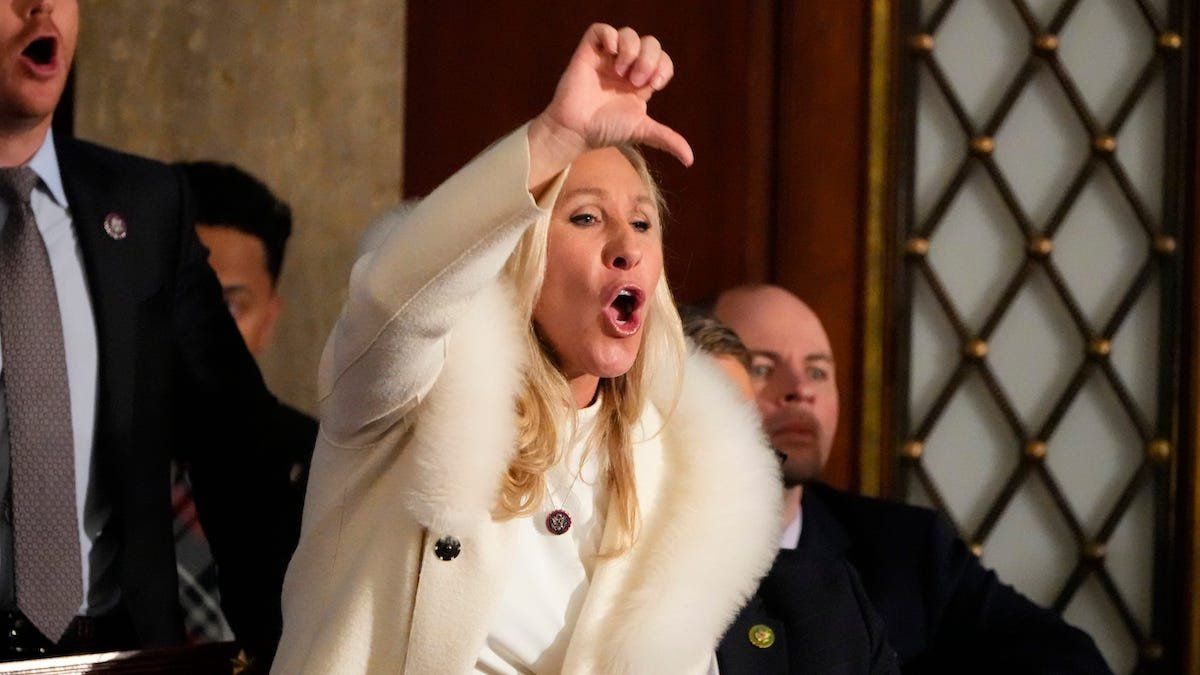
[318,124,567,447]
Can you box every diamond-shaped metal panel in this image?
[895,1,1186,671]
[923,374,1019,531]
[981,475,1078,605]
[993,68,1091,224]
[926,172,1027,329]
[1054,171,1151,326]
[936,0,1028,125]
[1046,375,1144,530]
[1059,0,1156,122]
[989,268,1081,426]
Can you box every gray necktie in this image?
[0,166,81,642]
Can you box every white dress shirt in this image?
[780,508,803,550]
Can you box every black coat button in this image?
[434,535,461,561]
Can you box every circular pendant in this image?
[545,509,572,535]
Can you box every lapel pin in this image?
[103,212,128,240]
[748,624,776,649]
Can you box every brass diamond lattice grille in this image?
[895,1,1188,672]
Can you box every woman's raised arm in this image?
[317,24,691,447]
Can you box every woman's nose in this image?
[606,237,643,270]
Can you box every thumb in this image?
[637,117,694,167]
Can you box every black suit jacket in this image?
[717,496,899,674]
[805,483,1112,675]
[55,136,296,659]
[274,402,318,544]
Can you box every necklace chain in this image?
[545,410,598,535]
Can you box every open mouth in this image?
[603,285,645,336]
[21,36,57,69]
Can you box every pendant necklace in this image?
[545,462,587,536]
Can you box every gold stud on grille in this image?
[1034,34,1059,54]
[969,135,995,157]
[901,441,924,461]
[1087,338,1111,359]
[969,542,983,557]
[1146,439,1171,465]
[1158,32,1183,51]
[1153,234,1177,256]
[909,33,934,54]
[1024,441,1047,462]
[905,237,930,258]
[1028,236,1053,258]
[1093,134,1117,155]
[965,339,988,360]
[1084,542,1107,562]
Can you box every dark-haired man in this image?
[176,161,317,490]
[171,162,316,643]
[0,0,289,665]
[714,284,1111,674]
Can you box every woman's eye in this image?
[632,220,652,232]
[807,367,829,382]
[570,213,598,226]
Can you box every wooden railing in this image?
[0,643,243,674]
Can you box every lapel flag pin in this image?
[103,212,128,240]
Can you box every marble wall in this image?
[74,0,406,414]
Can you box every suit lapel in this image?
[799,486,852,558]
[54,137,141,448]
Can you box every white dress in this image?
[476,401,610,674]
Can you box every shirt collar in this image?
[27,129,68,208]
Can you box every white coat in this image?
[273,126,782,674]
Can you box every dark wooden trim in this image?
[0,642,239,674]
[860,0,901,497]
[773,0,872,491]
[1181,0,1199,671]
[403,1,781,305]
[889,0,922,503]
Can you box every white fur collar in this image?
[399,280,780,670]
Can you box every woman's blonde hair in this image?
[497,145,686,556]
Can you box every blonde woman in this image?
[274,24,780,674]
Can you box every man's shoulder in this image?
[807,482,943,542]
[56,136,180,187]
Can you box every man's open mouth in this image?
[21,36,57,68]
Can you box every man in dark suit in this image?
[176,160,318,499]
[714,285,1111,674]
[171,160,317,643]
[0,0,292,666]
[682,311,897,674]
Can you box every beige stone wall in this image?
[74,1,406,414]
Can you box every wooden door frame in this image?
[1182,0,1199,669]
